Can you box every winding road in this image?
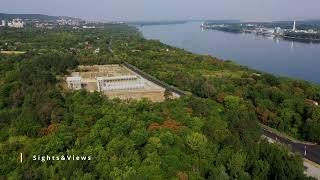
[262,126,320,165]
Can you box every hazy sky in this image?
[1,0,320,21]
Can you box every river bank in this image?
[139,22,320,84]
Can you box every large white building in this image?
[96,75,145,92]
[0,20,6,27]
[57,19,80,26]
[8,19,25,28]
[274,27,284,35]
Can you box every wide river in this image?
[139,22,320,84]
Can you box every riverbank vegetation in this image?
[0,24,318,179]
[123,31,320,144]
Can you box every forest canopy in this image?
[0,24,319,179]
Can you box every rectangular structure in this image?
[66,76,82,90]
[65,64,178,102]
[96,75,144,92]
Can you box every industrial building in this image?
[66,64,180,102]
[96,75,144,92]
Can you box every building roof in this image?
[66,76,81,81]
[96,75,138,81]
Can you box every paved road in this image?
[262,127,320,165]
[304,160,320,179]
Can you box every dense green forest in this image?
[0,25,319,179]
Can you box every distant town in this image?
[0,13,124,29]
[2,13,320,43]
[201,20,320,41]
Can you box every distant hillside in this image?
[0,13,79,21]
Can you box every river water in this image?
[139,22,320,84]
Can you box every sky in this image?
[1,0,320,22]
